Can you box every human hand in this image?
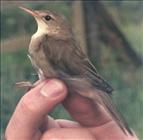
[5,79,138,140]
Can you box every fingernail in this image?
[40,80,65,98]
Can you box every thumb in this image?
[5,79,67,139]
[21,79,67,121]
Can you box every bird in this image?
[19,6,132,135]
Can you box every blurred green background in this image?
[1,1,143,139]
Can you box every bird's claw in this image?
[15,81,34,90]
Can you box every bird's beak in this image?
[19,6,39,18]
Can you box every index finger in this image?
[63,91,112,127]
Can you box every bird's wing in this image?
[43,37,113,94]
[42,36,132,135]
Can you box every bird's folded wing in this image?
[43,36,113,94]
[42,36,133,135]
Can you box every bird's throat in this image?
[32,25,48,39]
[32,19,48,39]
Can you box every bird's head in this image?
[20,7,73,39]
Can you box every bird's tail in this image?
[61,77,133,135]
[92,90,133,135]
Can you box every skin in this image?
[5,79,138,140]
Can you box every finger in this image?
[5,79,67,140]
[63,92,112,127]
[41,128,95,140]
[89,121,139,140]
[56,119,81,128]
[40,116,61,132]
[40,117,81,132]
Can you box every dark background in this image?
[1,1,143,139]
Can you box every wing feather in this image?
[42,36,132,135]
[43,37,113,93]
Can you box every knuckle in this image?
[20,95,38,115]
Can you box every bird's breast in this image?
[28,36,57,79]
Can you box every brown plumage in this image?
[20,7,133,135]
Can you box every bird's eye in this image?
[44,15,52,21]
